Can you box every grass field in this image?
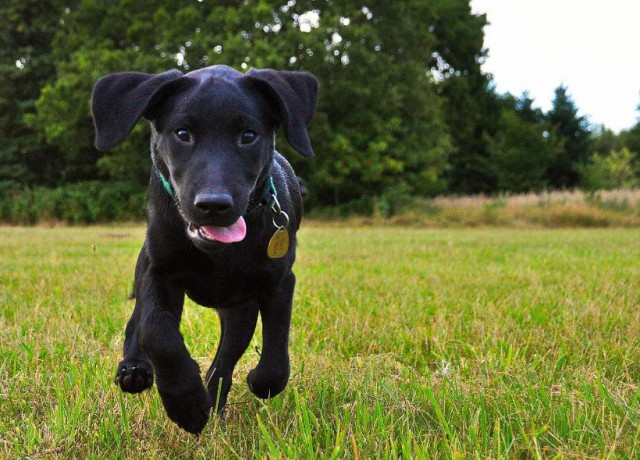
[1,225,639,458]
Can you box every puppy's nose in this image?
[194,193,234,214]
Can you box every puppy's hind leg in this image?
[247,272,295,399]
[115,250,154,393]
[205,302,259,413]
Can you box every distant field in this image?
[326,188,640,228]
[1,225,639,458]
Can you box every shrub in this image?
[0,182,146,224]
[580,148,639,191]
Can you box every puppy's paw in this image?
[158,383,213,434]
[115,360,154,393]
[247,367,289,399]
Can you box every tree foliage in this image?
[487,93,563,192]
[580,148,639,191]
[2,0,640,222]
[547,85,592,188]
[432,0,502,194]
[0,0,67,191]
[24,0,460,207]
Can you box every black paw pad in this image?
[115,361,154,393]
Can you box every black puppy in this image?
[91,65,318,434]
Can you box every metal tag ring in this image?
[272,210,289,229]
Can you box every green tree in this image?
[487,93,562,192]
[590,102,640,183]
[0,0,68,191]
[590,125,624,157]
[284,1,452,205]
[29,0,456,206]
[547,85,592,188]
[618,125,640,160]
[431,0,501,194]
[27,0,188,185]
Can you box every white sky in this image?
[471,0,640,132]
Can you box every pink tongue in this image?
[200,216,247,243]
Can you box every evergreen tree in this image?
[547,85,592,188]
[618,110,640,158]
[590,125,625,157]
[487,93,562,192]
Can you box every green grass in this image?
[1,225,640,458]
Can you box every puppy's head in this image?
[92,65,318,250]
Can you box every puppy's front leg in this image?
[138,268,212,434]
[247,272,295,399]
[115,301,154,393]
[116,250,153,393]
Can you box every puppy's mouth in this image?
[187,216,247,244]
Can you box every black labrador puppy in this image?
[91,65,318,434]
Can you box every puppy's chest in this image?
[181,267,269,308]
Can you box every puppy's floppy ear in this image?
[245,69,318,157]
[91,70,182,151]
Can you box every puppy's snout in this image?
[194,193,234,214]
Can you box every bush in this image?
[375,188,416,218]
[580,148,639,191]
[0,181,146,224]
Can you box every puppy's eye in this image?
[240,130,257,144]
[175,128,191,143]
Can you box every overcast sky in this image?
[470,0,640,132]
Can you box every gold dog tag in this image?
[267,227,289,258]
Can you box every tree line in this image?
[1,0,639,222]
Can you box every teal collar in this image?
[246,175,278,215]
[154,167,276,215]
[264,176,277,203]
[155,168,174,197]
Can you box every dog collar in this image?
[154,167,276,216]
[155,168,174,197]
[245,175,278,216]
